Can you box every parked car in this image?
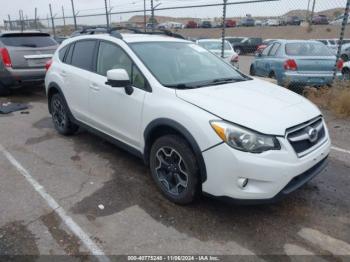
[200,21,212,28]
[186,21,198,28]
[196,39,239,67]
[264,19,280,26]
[285,16,302,26]
[340,43,350,61]
[45,32,330,204]
[312,15,329,25]
[225,19,237,28]
[256,39,280,54]
[342,61,350,78]
[314,39,338,53]
[254,20,263,26]
[331,15,350,25]
[238,17,255,27]
[250,40,343,89]
[227,37,263,54]
[0,31,58,95]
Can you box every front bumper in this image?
[281,71,343,87]
[0,67,46,88]
[202,133,331,201]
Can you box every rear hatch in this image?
[1,33,58,69]
[285,42,336,73]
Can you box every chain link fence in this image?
[2,0,350,91]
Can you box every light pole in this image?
[144,0,147,31]
[104,0,110,29]
[49,4,56,37]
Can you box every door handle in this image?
[89,83,100,91]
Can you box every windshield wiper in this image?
[199,77,247,87]
[165,83,198,89]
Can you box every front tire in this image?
[149,135,199,204]
[50,93,79,136]
[250,65,256,76]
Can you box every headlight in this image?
[210,121,280,153]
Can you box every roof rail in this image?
[108,27,185,40]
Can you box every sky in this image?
[0,0,348,26]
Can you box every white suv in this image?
[45,31,331,204]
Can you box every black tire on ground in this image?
[269,71,276,79]
[341,54,349,62]
[342,68,350,80]
[249,65,256,76]
[149,135,200,205]
[0,83,10,96]
[50,93,79,136]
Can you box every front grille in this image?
[287,117,327,157]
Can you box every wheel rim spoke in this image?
[155,146,189,196]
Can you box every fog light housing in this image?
[237,177,249,189]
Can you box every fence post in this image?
[221,0,227,58]
[19,10,24,31]
[151,0,154,31]
[71,0,78,30]
[34,8,38,30]
[144,0,147,31]
[333,0,350,81]
[8,15,12,30]
[49,4,56,37]
[62,6,66,27]
[309,0,316,28]
[104,0,110,29]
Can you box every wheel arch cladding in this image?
[47,83,72,118]
[144,118,207,183]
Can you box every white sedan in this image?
[196,39,239,68]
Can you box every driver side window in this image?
[96,41,147,90]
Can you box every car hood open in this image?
[176,78,321,136]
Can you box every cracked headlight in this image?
[210,121,280,153]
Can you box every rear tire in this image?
[0,83,10,96]
[149,135,199,205]
[250,65,256,76]
[50,93,79,136]
[269,71,276,79]
[341,54,349,62]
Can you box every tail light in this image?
[45,59,53,71]
[337,58,344,71]
[284,59,298,71]
[231,55,239,62]
[0,48,12,67]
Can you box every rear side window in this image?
[0,34,57,47]
[58,45,69,61]
[269,43,281,56]
[71,41,96,71]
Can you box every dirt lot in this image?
[0,60,350,260]
[176,25,350,40]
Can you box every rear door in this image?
[1,33,58,69]
[63,40,98,123]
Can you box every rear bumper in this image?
[281,71,343,86]
[0,67,46,88]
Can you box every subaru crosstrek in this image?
[45,32,330,204]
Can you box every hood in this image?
[176,78,321,136]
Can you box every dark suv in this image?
[226,37,262,54]
[0,32,58,95]
[285,16,302,26]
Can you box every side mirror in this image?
[105,69,134,95]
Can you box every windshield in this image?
[198,41,232,51]
[130,42,247,88]
[285,42,334,56]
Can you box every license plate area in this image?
[27,58,49,67]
